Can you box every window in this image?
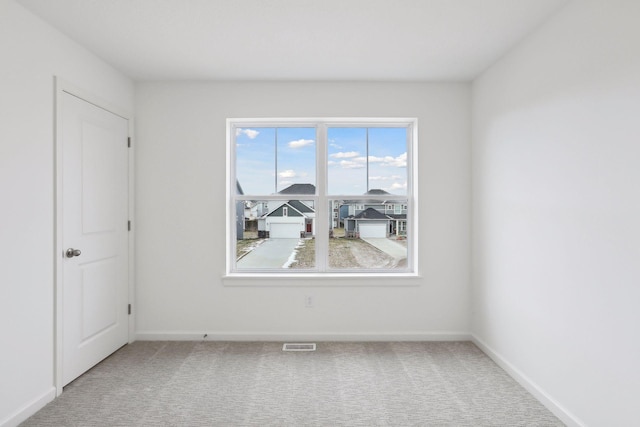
[227,118,417,276]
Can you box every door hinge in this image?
[128,304,132,315]
[127,137,131,148]
[128,220,131,231]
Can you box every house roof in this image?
[340,189,393,204]
[364,189,390,195]
[263,201,314,218]
[353,207,389,220]
[278,183,316,195]
[387,214,407,220]
[288,200,314,213]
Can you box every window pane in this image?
[235,127,316,195]
[367,128,407,195]
[235,127,276,195]
[236,199,315,270]
[327,127,407,195]
[276,128,316,194]
[329,199,408,270]
[327,128,367,195]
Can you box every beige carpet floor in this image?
[22,341,563,426]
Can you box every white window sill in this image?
[222,272,422,286]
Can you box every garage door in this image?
[270,223,302,238]
[358,223,387,238]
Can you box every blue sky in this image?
[236,127,407,195]
[327,127,407,195]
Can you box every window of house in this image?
[227,118,417,276]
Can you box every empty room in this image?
[1,0,638,426]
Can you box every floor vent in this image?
[282,343,316,352]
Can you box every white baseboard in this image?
[471,335,585,427]
[135,331,471,342]
[0,387,56,427]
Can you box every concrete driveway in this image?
[361,238,407,261]
[236,238,300,269]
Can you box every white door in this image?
[270,223,302,238]
[61,92,129,386]
[358,223,387,238]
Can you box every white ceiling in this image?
[17,0,568,82]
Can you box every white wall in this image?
[0,1,133,425]
[135,82,470,340]
[471,1,640,425]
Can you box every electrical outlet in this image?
[305,296,314,308]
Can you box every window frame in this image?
[226,118,418,278]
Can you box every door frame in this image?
[54,77,135,396]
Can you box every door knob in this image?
[65,248,82,258]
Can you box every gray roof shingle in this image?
[353,207,389,219]
[278,183,316,194]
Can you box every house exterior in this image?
[244,200,268,221]
[344,207,407,238]
[242,184,316,237]
[248,184,406,238]
[236,181,245,239]
[339,190,407,238]
[331,200,340,228]
[257,200,315,238]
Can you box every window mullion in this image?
[315,124,329,272]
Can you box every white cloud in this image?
[278,169,297,178]
[236,128,260,139]
[330,151,359,158]
[366,152,407,168]
[370,175,404,181]
[390,152,407,167]
[387,181,407,191]
[333,152,407,170]
[288,139,314,148]
[340,160,366,169]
